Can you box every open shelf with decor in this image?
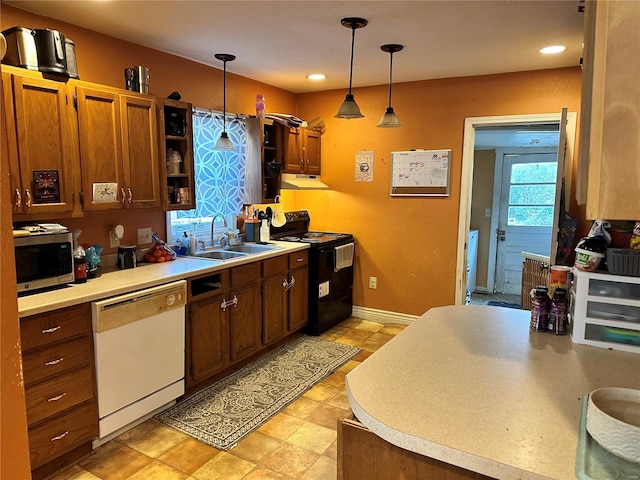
[160,99,195,210]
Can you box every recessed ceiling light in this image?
[307,74,326,81]
[539,45,566,54]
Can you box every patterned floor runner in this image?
[157,335,360,449]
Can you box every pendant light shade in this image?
[377,44,403,128]
[335,17,367,119]
[214,53,236,151]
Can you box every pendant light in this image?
[213,53,236,151]
[377,44,403,128]
[334,17,367,119]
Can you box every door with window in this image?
[494,153,557,294]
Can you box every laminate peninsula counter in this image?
[343,305,640,480]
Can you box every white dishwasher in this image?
[92,280,186,445]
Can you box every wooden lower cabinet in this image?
[186,251,309,392]
[187,290,230,387]
[20,303,98,479]
[287,251,309,332]
[338,417,494,480]
[262,255,288,345]
[229,263,262,362]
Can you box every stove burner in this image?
[280,236,301,242]
[306,232,324,238]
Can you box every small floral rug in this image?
[156,335,360,449]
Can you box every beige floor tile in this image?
[352,350,372,362]
[326,391,350,410]
[49,466,101,480]
[306,404,350,431]
[337,318,365,329]
[354,319,384,332]
[242,467,293,479]
[260,443,319,478]
[300,455,337,480]
[230,431,281,463]
[379,324,408,336]
[360,332,394,352]
[192,452,255,480]
[126,460,188,480]
[336,359,360,374]
[303,382,340,403]
[125,422,188,458]
[323,440,338,460]
[283,396,322,421]
[286,423,336,455]
[79,444,153,480]
[257,413,304,440]
[319,370,346,389]
[158,437,220,475]
[115,418,158,443]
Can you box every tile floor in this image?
[49,318,407,480]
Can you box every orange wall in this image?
[2,5,583,316]
[292,68,582,314]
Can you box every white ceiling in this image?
[4,0,585,94]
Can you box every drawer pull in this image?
[50,431,69,442]
[296,257,304,262]
[44,357,64,366]
[41,326,62,334]
[47,393,66,402]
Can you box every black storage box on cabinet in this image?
[32,28,68,76]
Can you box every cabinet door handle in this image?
[285,275,295,291]
[41,326,61,334]
[47,392,66,402]
[45,357,64,366]
[50,431,69,442]
[25,188,32,207]
[14,189,22,208]
[120,187,126,204]
[220,295,239,311]
[282,279,289,289]
[127,187,133,204]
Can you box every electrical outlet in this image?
[369,276,377,289]
[485,208,492,218]
[137,227,152,245]
[109,230,119,248]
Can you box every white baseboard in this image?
[351,306,417,326]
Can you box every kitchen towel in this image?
[335,242,355,272]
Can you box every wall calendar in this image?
[390,149,451,197]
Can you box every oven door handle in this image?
[318,247,336,254]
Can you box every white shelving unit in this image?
[570,268,640,353]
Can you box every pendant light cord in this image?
[348,26,356,94]
[387,52,394,108]
[222,60,227,133]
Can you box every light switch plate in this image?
[137,227,152,245]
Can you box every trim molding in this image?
[352,306,417,326]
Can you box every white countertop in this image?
[18,241,308,317]
[345,305,640,480]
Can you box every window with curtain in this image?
[166,109,246,246]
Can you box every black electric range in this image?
[270,210,354,335]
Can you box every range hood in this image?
[280,173,329,190]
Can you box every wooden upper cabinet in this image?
[2,69,77,217]
[75,85,159,211]
[578,0,640,220]
[303,129,321,175]
[283,127,321,175]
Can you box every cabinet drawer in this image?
[26,366,94,426]
[263,255,287,277]
[289,250,308,269]
[230,262,260,287]
[28,402,97,470]
[22,337,92,386]
[21,304,91,351]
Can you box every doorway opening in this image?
[455,112,577,306]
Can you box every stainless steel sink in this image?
[191,250,247,261]
[225,244,282,254]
